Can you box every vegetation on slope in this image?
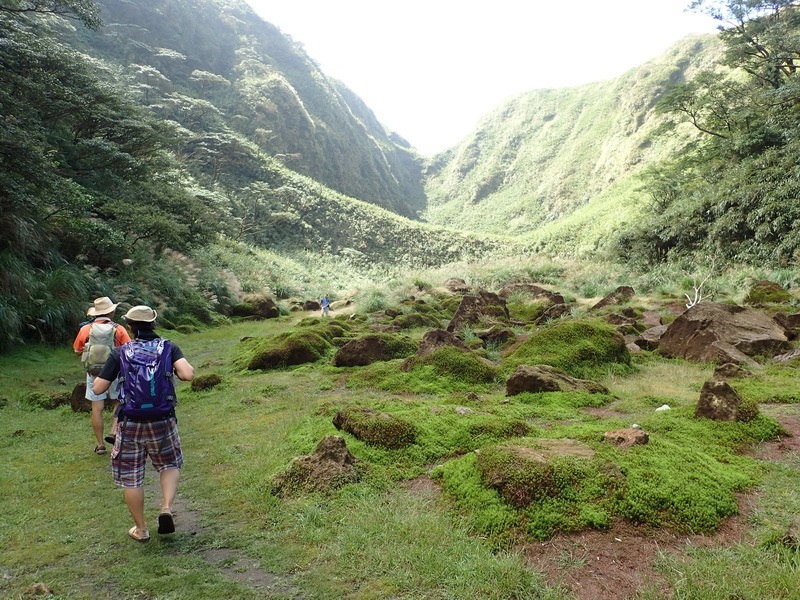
[422,35,722,239]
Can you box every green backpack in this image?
[82,322,118,376]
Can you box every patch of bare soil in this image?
[522,404,800,600]
[753,404,800,460]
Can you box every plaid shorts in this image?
[111,417,183,488]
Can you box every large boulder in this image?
[443,278,470,293]
[658,302,791,362]
[229,294,280,319]
[70,383,92,412]
[695,379,758,422]
[772,312,800,340]
[636,324,668,351]
[446,290,509,333]
[534,303,572,324]
[498,283,565,305]
[603,428,649,448]
[506,364,608,396]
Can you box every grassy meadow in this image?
[2,263,800,599]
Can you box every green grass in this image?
[2,310,800,599]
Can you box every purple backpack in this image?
[119,339,176,421]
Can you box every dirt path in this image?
[143,477,305,599]
[522,404,800,600]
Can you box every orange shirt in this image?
[73,318,131,353]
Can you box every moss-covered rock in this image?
[476,441,597,509]
[744,280,794,306]
[26,391,70,410]
[402,346,498,384]
[392,312,443,329]
[271,435,360,497]
[229,293,280,319]
[191,373,222,391]
[235,329,332,371]
[502,318,631,380]
[333,406,417,449]
[333,333,418,366]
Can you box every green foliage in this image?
[732,363,800,404]
[615,2,800,265]
[502,318,632,380]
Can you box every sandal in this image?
[128,526,150,543]
[104,434,116,445]
[157,508,175,535]
[94,445,107,455]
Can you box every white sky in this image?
[244,1,718,155]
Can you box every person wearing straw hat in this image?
[93,305,194,543]
[73,297,131,455]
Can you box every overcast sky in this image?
[244,1,718,155]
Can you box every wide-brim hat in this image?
[87,296,119,316]
[123,305,158,323]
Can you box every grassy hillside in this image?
[423,35,723,248]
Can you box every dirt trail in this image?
[142,477,304,599]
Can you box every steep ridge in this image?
[72,0,426,217]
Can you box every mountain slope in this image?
[73,0,425,217]
[422,35,723,247]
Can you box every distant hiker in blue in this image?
[320,293,331,317]
[93,305,194,543]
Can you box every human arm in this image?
[173,357,194,381]
[93,376,111,395]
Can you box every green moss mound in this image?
[406,347,498,384]
[333,407,417,449]
[744,280,794,306]
[190,373,222,391]
[506,299,551,323]
[503,318,631,380]
[235,329,332,370]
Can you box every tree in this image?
[0,0,102,29]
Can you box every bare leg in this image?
[160,468,180,512]
[123,487,147,533]
[91,400,105,446]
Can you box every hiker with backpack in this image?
[320,293,331,317]
[93,305,194,543]
[73,296,131,455]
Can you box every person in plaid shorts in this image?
[93,305,195,543]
